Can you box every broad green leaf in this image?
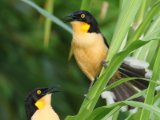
[133,15,160,60]
[127,1,160,45]
[21,0,72,33]
[107,0,143,61]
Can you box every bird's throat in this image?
[81,23,90,32]
[71,21,90,34]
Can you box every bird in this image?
[64,10,151,102]
[25,87,60,120]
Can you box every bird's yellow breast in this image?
[71,32,108,81]
[31,105,60,120]
[31,94,60,120]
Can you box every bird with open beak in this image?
[64,10,150,102]
[25,87,60,120]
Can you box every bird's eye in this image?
[37,90,42,95]
[81,14,85,18]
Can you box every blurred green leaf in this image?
[1,0,160,120]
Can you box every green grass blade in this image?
[140,45,160,120]
[127,89,146,101]
[21,0,72,33]
[44,0,54,48]
[123,101,160,118]
[107,0,143,61]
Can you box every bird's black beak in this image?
[45,87,62,94]
[64,13,75,22]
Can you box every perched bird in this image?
[64,10,151,101]
[65,10,109,82]
[25,87,60,120]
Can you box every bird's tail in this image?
[105,57,152,102]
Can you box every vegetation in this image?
[0,0,160,120]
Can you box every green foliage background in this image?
[0,0,119,120]
[1,0,160,120]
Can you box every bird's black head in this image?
[64,10,100,33]
[25,87,60,120]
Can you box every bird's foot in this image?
[102,60,109,68]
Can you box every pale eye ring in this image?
[81,14,85,18]
[37,90,42,95]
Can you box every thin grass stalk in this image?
[140,45,160,120]
[44,0,54,48]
